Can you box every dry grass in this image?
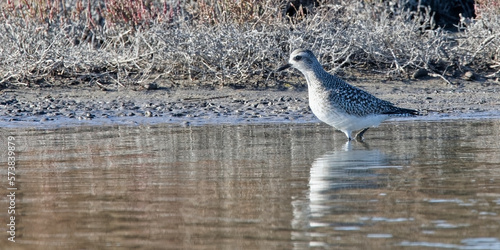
[0,0,499,89]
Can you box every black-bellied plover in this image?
[278,49,418,141]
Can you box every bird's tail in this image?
[384,107,420,117]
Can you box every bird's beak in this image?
[277,63,291,72]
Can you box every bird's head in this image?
[277,49,320,73]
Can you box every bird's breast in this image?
[308,88,340,121]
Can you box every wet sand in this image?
[1,75,499,128]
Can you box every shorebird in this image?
[278,49,418,141]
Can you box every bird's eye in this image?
[293,55,302,61]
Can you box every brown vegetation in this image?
[0,0,499,89]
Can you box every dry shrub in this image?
[193,0,284,24]
[0,0,499,89]
[454,8,500,74]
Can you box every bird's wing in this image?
[327,85,397,116]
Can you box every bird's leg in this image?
[343,131,353,141]
[355,128,370,141]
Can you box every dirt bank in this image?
[1,75,499,128]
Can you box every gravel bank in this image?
[1,76,500,128]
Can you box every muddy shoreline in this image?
[1,76,500,128]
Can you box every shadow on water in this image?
[0,119,500,249]
[307,145,395,216]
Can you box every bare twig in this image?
[428,72,453,85]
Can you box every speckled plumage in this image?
[278,49,418,140]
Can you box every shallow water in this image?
[1,119,500,249]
